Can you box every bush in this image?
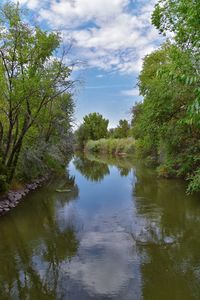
[187,169,200,194]
[85,138,135,155]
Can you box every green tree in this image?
[152,0,200,125]
[152,0,200,50]
[0,2,74,186]
[132,42,200,192]
[75,113,109,147]
[114,119,130,138]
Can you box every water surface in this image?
[0,154,200,299]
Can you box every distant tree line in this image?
[75,112,132,148]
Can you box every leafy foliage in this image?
[109,119,131,138]
[152,0,200,50]
[85,138,135,155]
[152,0,200,125]
[131,0,200,193]
[75,113,109,148]
[0,2,74,189]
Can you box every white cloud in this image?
[121,88,140,97]
[15,0,162,74]
[39,0,129,27]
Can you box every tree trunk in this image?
[8,140,23,183]
[6,117,30,182]
[3,121,13,164]
[0,121,4,151]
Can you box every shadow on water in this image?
[0,153,200,299]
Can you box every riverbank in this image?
[85,138,135,155]
[0,175,50,216]
[82,137,200,195]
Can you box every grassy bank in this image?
[85,138,135,155]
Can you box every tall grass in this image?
[85,138,135,155]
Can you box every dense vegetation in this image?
[85,138,135,155]
[75,114,134,155]
[108,120,131,139]
[0,3,74,192]
[75,114,132,148]
[75,113,109,149]
[132,0,200,193]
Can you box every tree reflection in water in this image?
[0,170,79,299]
[132,161,200,299]
[73,155,110,182]
[74,152,133,181]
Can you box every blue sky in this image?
[74,68,141,128]
[11,0,162,128]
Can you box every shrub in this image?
[187,169,200,194]
[85,138,135,155]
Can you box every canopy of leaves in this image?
[132,42,200,193]
[0,2,75,188]
[75,113,109,148]
[152,0,200,126]
[152,0,200,50]
[109,119,130,138]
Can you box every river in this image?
[0,153,200,299]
